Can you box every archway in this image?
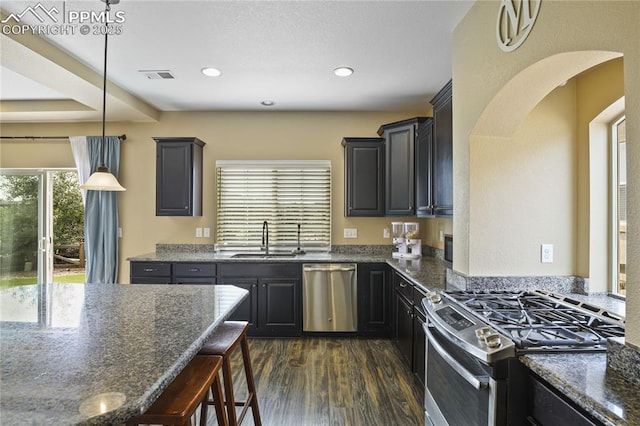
[466,51,624,282]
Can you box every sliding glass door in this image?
[0,170,53,287]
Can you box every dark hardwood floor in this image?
[207,337,424,426]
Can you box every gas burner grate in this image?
[445,291,625,352]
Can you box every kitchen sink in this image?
[230,252,299,259]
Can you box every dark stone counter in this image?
[0,282,247,425]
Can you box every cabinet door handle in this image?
[252,284,257,288]
[399,282,407,288]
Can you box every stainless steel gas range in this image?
[421,290,625,426]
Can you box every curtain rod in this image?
[0,134,127,141]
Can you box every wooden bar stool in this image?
[126,355,228,426]
[199,321,262,426]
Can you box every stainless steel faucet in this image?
[261,220,269,253]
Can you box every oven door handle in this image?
[423,323,489,390]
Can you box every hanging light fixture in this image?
[81,0,125,191]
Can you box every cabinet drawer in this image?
[131,262,171,277]
[218,263,300,278]
[394,273,413,302]
[130,276,172,284]
[173,263,216,277]
[413,285,427,312]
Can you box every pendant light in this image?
[81,0,125,192]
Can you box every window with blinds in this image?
[216,160,331,250]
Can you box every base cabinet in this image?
[395,292,414,366]
[357,263,392,337]
[218,263,302,337]
[224,278,259,330]
[527,372,602,426]
[393,271,428,384]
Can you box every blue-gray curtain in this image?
[85,136,121,283]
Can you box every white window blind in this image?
[216,160,331,250]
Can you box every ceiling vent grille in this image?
[139,70,175,80]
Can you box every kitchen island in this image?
[0,282,248,425]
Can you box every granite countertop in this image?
[127,249,450,292]
[0,282,248,425]
[521,353,639,426]
[128,247,637,424]
[128,250,390,264]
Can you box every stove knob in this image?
[475,326,491,340]
[427,292,442,304]
[484,333,502,348]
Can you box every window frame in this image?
[610,115,626,297]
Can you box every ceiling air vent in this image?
[139,70,175,80]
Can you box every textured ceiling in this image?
[0,0,474,122]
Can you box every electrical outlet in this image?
[343,228,358,239]
[383,228,390,238]
[118,227,122,238]
[196,227,203,238]
[541,244,553,263]
[439,230,444,242]
[203,227,210,238]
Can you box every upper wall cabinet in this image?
[430,80,453,217]
[415,118,434,217]
[378,117,429,216]
[342,137,385,217]
[153,137,205,216]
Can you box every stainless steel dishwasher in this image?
[303,264,357,332]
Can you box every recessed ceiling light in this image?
[334,67,354,77]
[261,100,275,106]
[201,67,222,77]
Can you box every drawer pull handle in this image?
[188,268,199,272]
[143,268,155,272]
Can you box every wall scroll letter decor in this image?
[496,0,541,52]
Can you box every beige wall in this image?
[453,1,640,345]
[1,109,452,284]
[469,81,577,276]
[576,58,625,292]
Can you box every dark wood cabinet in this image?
[342,137,385,217]
[395,290,414,366]
[259,278,300,336]
[173,262,216,284]
[393,271,428,384]
[415,118,434,217]
[130,262,172,284]
[223,278,258,329]
[357,263,392,336]
[218,263,302,337]
[378,117,429,216]
[430,80,453,217]
[130,261,215,284]
[153,137,205,216]
[527,372,602,426]
[412,285,427,386]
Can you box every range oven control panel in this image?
[436,306,474,331]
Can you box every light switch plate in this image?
[344,228,358,239]
[203,227,210,238]
[196,227,203,238]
